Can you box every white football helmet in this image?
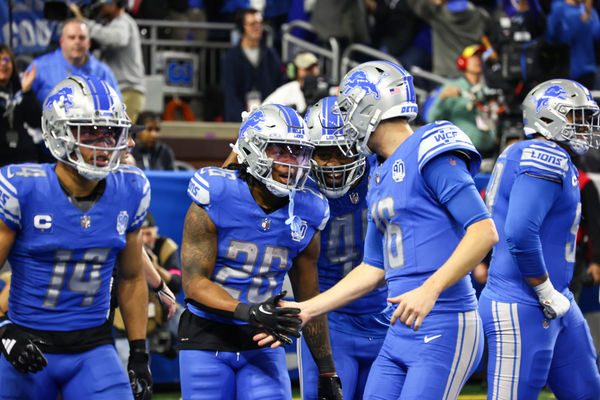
[305,96,366,198]
[337,60,418,156]
[522,79,600,154]
[42,75,130,180]
[233,104,313,197]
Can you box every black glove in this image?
[318,374,343,400]
[233,291,301,346]
[0,317,47,373]
[127,340,152,400]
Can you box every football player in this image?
[0,75,152,399]
[297,96,390,400]
[263,61,498,399]
[179,104,342,399]
[480,79,600,399]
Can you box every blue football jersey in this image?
[366,121,481,312]
[186,167,330,324]
[483,139,579,305]
[0,163,150,331]
[317,157,388,315]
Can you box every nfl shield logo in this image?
[349,192,360,204]
[81,215,91,229]
[116,211,129,235]
[260,218,271,231]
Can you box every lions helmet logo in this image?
[239,110,265,139]
[343,70,388,100]
[45,86,74,113]
[534,85,567,113]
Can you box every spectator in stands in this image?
[221,8,286,122]
[370,0,431,86]
[168,0,207,42]
[0,45,45,166]
[427,44,498,158]
[310,0,370,51]
[262,51,320,115]
[131,111,176,170]
[546,0,600,89]
[406,0,490,78]
[27,18,120,105]
[69,0,146,122]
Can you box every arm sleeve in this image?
[86,18,131,48]
[363,218,385,269]
[504,173,561,278]
[422,153,490,230]
[581,180,600,264]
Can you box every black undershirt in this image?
[58,179,106,212]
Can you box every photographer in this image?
[0,45,43,167]
[428,44,501,158]
[262,51,329,116]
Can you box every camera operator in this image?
[262,51,333,116]
[428,44,503,159]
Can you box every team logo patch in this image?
[291,220,308,242]
[81,215,91,229]
[116,211,129,235]
[33,214,52,232]
[349,192,360,204]
[392,159,405,182]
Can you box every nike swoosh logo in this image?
[424,334,442,343]
[258,305,273,315]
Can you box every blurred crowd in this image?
[1,0,600,165]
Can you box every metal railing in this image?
[136,19,273,96]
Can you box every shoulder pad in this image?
[298,186,330,231]
[188,167,238,206]
[0,165,21,231]
[115,166,151,230]
[519,141,569,182]
[417,121,481,176]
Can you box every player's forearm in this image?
[302,263,385,320]
[140,250,162,289]
[183,276,241,316]
[423,218,498,295]
[117,275,149,341]
[302,314,336,374]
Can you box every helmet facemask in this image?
[560,107,600,154]
[311,146,366,198]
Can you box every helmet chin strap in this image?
[285,187,302,236]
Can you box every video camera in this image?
[302,75,337,113]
